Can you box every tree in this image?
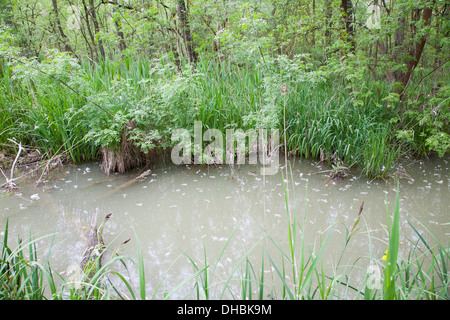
[51,0,75,54]
[89,0,105,59]
[381,0,435,98]
[177,0,196,63]
[340,0,354,51]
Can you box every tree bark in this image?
[324,0,332,48]
[51,0,75,54]
[311,0,316,47]
[396,5,433,97]
[177,0,196,64]
[80,0,98,59]
[113,7,126,53]
[89,0,106,59]
[340,0,355,51]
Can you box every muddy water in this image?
[0,155,448,299]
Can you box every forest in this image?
[0,0,448,178]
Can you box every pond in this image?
[0,155,448,299]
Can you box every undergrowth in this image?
[0,51,447,178]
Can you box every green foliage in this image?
[396,85,450,157]
[383,186,400,299]
[0,49,408,178]
[1,0,448,175]
[0,52,97,162]
[0,220,55,300]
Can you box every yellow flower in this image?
[382,250,388,261]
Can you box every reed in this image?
[0,219,58,299]
[0,53,403,179]
[0,58,98,163]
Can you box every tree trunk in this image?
[311,0,316,47]
[395,5,433,97]
[89,0,105,60]
[51,0,75,54]
[113,7,126,53]
[324,0,332,48]
[177,0,196,64]
[80,0,98,59]
[340,0,355,51]
[432,4,449,83]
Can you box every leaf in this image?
[383,185,400,300]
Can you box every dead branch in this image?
[0,139,23,190]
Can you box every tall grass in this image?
[0,56,98,163]
[1,52,402,178]
[0,219,57,299]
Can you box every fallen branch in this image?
[96,169,152,200]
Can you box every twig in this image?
[1,139,23,189]
[410,59,449,94]
[35,137,85,186]
[8,139,23,180]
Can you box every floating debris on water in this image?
[30,194,40,201]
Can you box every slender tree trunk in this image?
[432,5,448,83]
[340,0,355,51]
[51,0,75,54]
[81,0,98,60]
[395,5,433,97]
[311,0,316,47]
[324,0,332,48]
[113,7,126,53]
[177,0,196,64]
[379,2,434,98]
[89,0,105,59]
